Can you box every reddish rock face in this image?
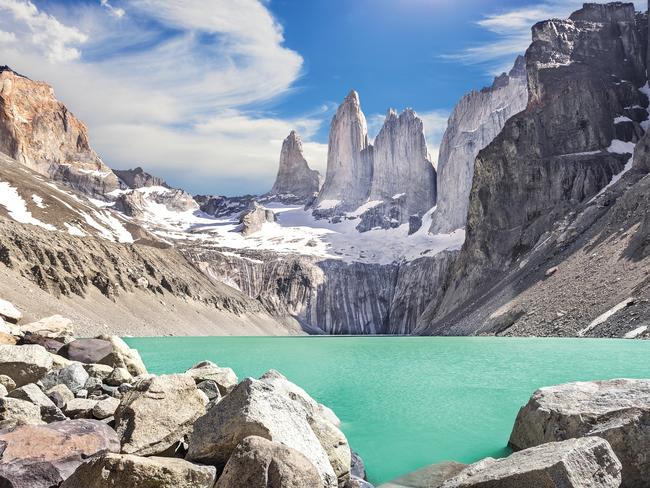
[0,419,120,488]
[0,68,120,196]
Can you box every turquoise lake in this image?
[124,336,650,485]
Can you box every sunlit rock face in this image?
[269,131,321,203]
[430,56,528,234]
[0,66,121,196]
[316,90,372,211]
[370,108,436,220]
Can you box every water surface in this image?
[125,336,650,484]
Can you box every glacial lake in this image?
[124,336,650,484]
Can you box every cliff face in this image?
[418,2,650,334]
[430,57,528,234]
[370,109,436,219]
[0,67,121,196]
[113,167,169,189]
[316,91,372,211]
[269,131,320,203]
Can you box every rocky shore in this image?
[0,297,649,487]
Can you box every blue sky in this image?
[0,0,645,195]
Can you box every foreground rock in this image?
[215,435,322,488]
[0,298,22,324]
[187,377,338,488]
[185,360,238,395]
[60,453,216,488]
[114,374,207,456]
[510,379,650,487]
[239,203,276,237]
[442,437,621,488]
[0,419,120,488]
[0,396,43,428]
[19,315,74,343]
[0,345,52,387]
[60,336,147,376]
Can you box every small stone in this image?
[83,363,113,380]
[105,367,133,386]
[65,398,99,419]
[197,379,221,401]
[0,374,16,392]
[545,266,559,277]
[76,389,88,398]
[92,396,119,420]
[185,360,238,395]
[46,384,74,409]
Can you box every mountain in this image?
[316,90,373,211]
[0,66,121,196]
[269,131,321,203]
[417,1,650,338]
[430,56,528,234]
[113,167,169,190]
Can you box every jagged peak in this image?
[283,130,304,151]
[400,108,417,120]
[569,2,636,23]
[0,65,28,79]
[344,89,360,105]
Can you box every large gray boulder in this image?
[215,435,323,488]
[0,345,53,387]
[187,377,338,488]
[59,336,147,376]
[60,453,216,488]
[40,361,89,394]
[185,360,238,395]
[441,437,621,488]
[0,419,120,488]
[510,379,650,487]
[114,374,207,456]
[0,396,43,429]
[238,203,276,237]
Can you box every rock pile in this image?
[0,297,372,487]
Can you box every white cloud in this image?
[0,0,87,62]
[100,0,124,18]
[0,0,331,195]
[447,0,646,71]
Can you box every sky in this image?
[0,0,645,195]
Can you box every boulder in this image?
[92,396,119,420]
[60,453,216,488]
[65,398,99,419]
[83,363,113,380]
[351,451,367,480]
[215,435,322,488]
[0,298,21,323]
[260,370,350,481]
[509,379,650,487]
[59,336,147,376]
[379,461,466,488]
[8,383,65,422]
[0,345,52,387]
[49,353,72,370]
[19,315,74,343]
[40,361,89,394]
[19,332,63,353]
[196,379,221,401]
[46,383,74,409]
[0,374,15,391]
[187,378,338,488]
[185,360,238,395]
[441,437,621,488]
[0,419,120,488]
[59,338,112,364]
[105,366,133,386]
[114,374,207,456]
[0,397,43,429]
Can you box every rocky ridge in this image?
[430,56,528,234]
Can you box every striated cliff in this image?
[269,131,320,203]
[0,67,121,196]
[417,1,650,336]
[430,56,528,234]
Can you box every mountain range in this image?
[0,2,648,339]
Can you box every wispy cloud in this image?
[446,0,646,74]
[0,0,329,195]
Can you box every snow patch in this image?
[0,181,56,230]
[31,194,46,208]
[614,116,633,124]
[624,325,647,339]
[317,199,340,210]
[578,298,635,336]
[64,223,87,237]
[346,200,383,218]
